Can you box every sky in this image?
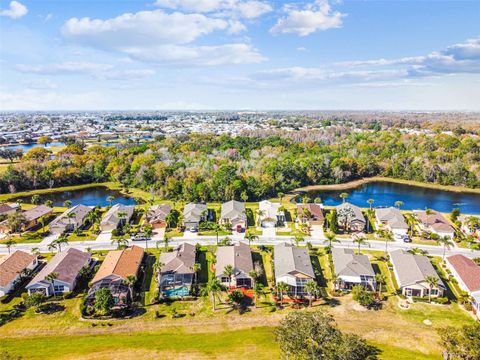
[0,0,479,111]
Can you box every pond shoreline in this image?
[291,176,480,195]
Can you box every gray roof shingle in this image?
[274,243,315,279]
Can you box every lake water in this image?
[297,182,480,214]
[2,142,65,152]
[16,186,137,207]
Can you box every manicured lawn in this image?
[0,326,279,360]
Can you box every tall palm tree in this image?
[465,216,480,234]
[245,232,259,246]
[277,192,284,204]
[255,209,266,227]
[45,272,58,296]
[339,192,349,203]
[425,275,438,303]
[45,200,54,208]
[55,236,69,252]
[31,247,40,255]
[323,231,339,251]
[201,278,223,311]
[292,234,305,247]
[212,223,222,245]
[436,236,454,261]
[252,282,264,308]
[381,230,394,254]
[375,273,387,297]
[223,264,234,289]
[67,211,76,231]
[304,281,320,307]
[276,281,289,305]
[367,199,374,209]
[31,194,41,205]
[124,275,137,302]
[63,200,72,209]
[394,201,404,210]
[331,272,339,290]
[111,238,129,249]
[4,239,16,254]
[163,235,171,251]
[107,196,115,207]
[191,262,201,284]
[353,236,368,255]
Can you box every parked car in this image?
[403,235,412,243]
[132,234,150,242]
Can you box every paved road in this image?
[2,234,479,259]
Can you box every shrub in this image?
[24,293,46,309]
[352,285,375,307]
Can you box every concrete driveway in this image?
[262,227,277,238]
[310,225,325,239]
[96,231,112,242]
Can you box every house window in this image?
[221,277,230,283]
[430,289,438,296]
[53,285,65,293]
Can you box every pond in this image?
[296,181,480,215]
[2,142,65,152]
[16,186,137,207]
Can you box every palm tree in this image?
[394,201,404,210]
[111,238,129,249]
[255,209,266,227]
[425,208,434,229]
[143,225,153,251]
[301,195,311,204]
[4,239,16,254]
[252,282,264,308]
[45,200,53,208]
[292,234,305,247]
[425,275,438,303]
[276,281,289,305]
[375,273,387,297]
[304,281,320,307]
[67,211,76,231]
[353,236,368,254]
[367,199,374,209]
[107,195,115,207]
[211,223,222,245]
[63,200,72,208]
[124,275,137,302]
[31,194,41,205]
[323,231,339,252]
[331,272,339,290]
[436,236,454,261]
[165,211,176,229]
[45,272,58,296]
[55,236,69,252]
[31,247,40,255]
[465,216,480,234]
[223,264,234,289]
[339,192,349,203]
[277,192,284,204]
[162,235,171,251]
[381,230,394,253]
[47,241,57,253]
[408,247,428,256]
[245,232,259,246]
[39,215,48,235]
[202,278,223,311]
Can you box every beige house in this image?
[389,249,445,298]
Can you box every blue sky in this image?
[0,0,479,110]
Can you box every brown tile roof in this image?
[0,204,14,215]
[0,250,37,288]
[414,210,454,233]
[92,246,144,283]
[447,254,480,293]
[297,204,324,221]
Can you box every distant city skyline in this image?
[1,0,479,110]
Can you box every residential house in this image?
[220,200,247,232]
[258,200,285,228]
[216,242,253,288]
[145,204,171,230]
[274,243,315,297]
[183,203,207,230]
[0,205,53,233]
[459,215,480,239]
[375,207,409,235]
[48,204,93,235]
[336,202,366,232]
[413,210,455,239]
[159,243,196,298]
[99,204,135,232]
[389,249,445,298]
[296,203,324,226]
[26,248,90,296]
[0,250,38,297]
[0,204,16,218]
[88,246,144,306]
[331,248,376,290]
[446,254,480,319]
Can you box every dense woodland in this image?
[1,129,479,200]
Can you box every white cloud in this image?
[270,0,344,36]
[0,1,27,19]
[15,62,114,75]
[99,69,156,80]
[61,9,265,66]
[154,0,272,19]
